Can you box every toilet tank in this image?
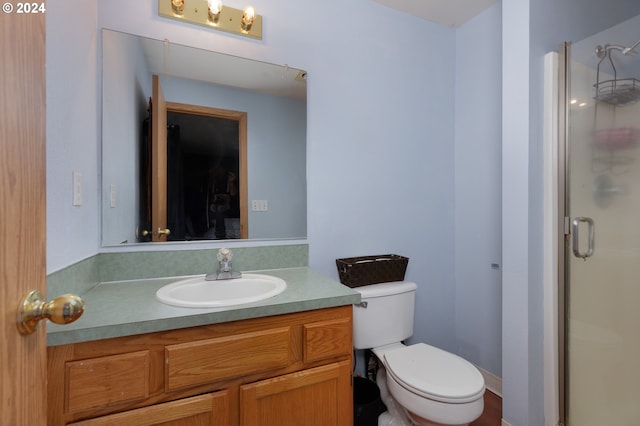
[352,281,417,350]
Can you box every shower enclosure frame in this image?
[556,28,640,424]
[557,41,570,426]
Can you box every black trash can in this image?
[354,377,387,426]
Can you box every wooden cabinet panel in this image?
[49,307,353,425]
[67,391,230,426]
[66,351,150,413]
[303,317,352,363]
[165,327,291,391]
[240,360,353,426]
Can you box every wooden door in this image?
[165,102,249,240]
[0,10,47,426]
[240,360,353,426]
[151,75,169,241]
[148,84,249,241]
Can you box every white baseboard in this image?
[477,365,502,397]
[501,419,512,426]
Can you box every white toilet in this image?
[353,281,485,426]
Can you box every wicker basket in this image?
[335,254,409,288]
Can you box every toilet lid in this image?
[384,343,485,403]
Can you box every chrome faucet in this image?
[206,248,242,280]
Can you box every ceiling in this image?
[373,0,497,28]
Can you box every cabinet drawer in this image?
[67,391,230,426]
[66,351,150,413]
[303,317,352,363]
[165,327,291,391]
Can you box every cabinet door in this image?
[68,391,229,426]
[240,360,352,426]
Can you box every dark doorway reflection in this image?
[168,111,240,240]
[140,109,241,241]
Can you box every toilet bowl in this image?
[353,281,485,426]
[374,343,484,426]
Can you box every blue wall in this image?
[46,0,99,271]
[454,4,503,379]
[101,30,151,246]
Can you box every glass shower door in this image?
[565,17,640,425]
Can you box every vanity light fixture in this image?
[158,0,262,40]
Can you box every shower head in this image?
[596,44,629,58]
[622,38,640,56]
[596,39,640,58]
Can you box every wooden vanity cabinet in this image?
[47,306,353,426]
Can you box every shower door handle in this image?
[572,217,595,259]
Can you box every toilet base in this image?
[376,369,413,426]
[405,411,470,426]
[378,411,471,426]
[375,364,481,426]
[376,368,469,426]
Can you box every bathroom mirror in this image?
[101,29,307,246]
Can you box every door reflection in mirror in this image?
[140,109,243,242]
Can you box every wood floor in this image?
[470,390,502,426]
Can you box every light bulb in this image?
[241,6,255,32]
[207,0,222,23]
[171,0,184,15]
[207,0,222,14]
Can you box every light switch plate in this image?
[251,200,268,211]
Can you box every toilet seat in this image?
[383,343,485,404]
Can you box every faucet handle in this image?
[217,248,233,262]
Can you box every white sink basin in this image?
[156,273,287,308]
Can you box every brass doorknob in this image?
[136,228,170,238]
[155,228,171,236]
[17,290,85,335]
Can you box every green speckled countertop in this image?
[47,267,360,346]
